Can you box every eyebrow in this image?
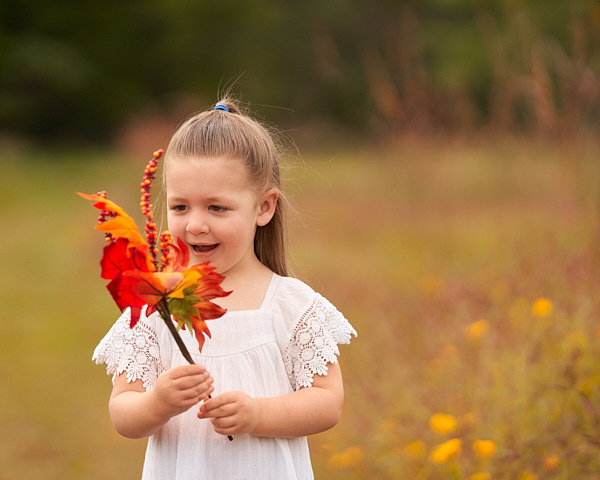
[166,195,235,204]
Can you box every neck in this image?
[215,259,275,312]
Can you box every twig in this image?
[156,300,195,365]
[156,299,233,441]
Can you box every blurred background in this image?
[2,1,600,479]
[3,0,600,146]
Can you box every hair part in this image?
[164,98,289,276]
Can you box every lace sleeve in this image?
[92,307,164,390]
[284,295,357,390]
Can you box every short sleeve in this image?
[284,294,356,390]
[92,307,164,390]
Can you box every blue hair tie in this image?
[215,104,229,112]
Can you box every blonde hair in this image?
[164,98,289,276]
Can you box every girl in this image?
[93,99,356,479]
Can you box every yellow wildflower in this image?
[328,446,364,469]
[429,438,462,464]
[430,413,458,434]
[531,297,553,317]
[469,473,491,480]
[543,454,559,470]
[472,439,497,459]
[466,319,489,340]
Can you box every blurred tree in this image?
[0,0,598,143]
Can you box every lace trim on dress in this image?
[284,295,356,390]
[92,308,163,390]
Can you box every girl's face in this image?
[165,156,277,278]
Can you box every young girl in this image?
[93,99,356,479]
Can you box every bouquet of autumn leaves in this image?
[79,150,230,365]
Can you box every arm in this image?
[198,362,344,438]
[109,364,214,439]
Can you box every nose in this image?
[185,210,210,235]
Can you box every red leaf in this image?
[101,238,152,281]
[192,300,228,321]
[120,270,188,307]
[106,274,146,320]
[129,304,143,328]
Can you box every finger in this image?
[172,364,207,379]
[199,399,233,419]
[180,386,213,405]
[210,414,238,429]
[201,392,230,411]
[185,376,214,397]
[177,373,212,390]
[171,369,209,390]
[195,383,214,401]
[204,385,215,399]
[199,404,223,419]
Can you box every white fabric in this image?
[93,274,356,480]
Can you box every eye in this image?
[170,204,188,213]
[209,205,227,213]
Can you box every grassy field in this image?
[1,137,600,479]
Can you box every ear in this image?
[256,188,279,227]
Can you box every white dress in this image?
[93,274,356,480]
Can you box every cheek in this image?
[215,219,249,243]
[166,214,183,235]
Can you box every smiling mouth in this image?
[191,244,218,253]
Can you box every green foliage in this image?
[170,286,204,333]
[1,0,599,142]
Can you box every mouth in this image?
[190,243,218,254]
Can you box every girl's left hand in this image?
[198,390,261,436]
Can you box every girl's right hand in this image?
[150,364,214,419]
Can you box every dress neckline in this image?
[224,273,280,314]
[259,273,280,309]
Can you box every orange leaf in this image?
[77,192,147,249]
[77,192,129,217]
[190,314,212,352]
[167,237,190,272]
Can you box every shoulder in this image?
[270,276,356,390]
[273,275,318,298]
[269,275,324,315]
[268,274,349,333]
